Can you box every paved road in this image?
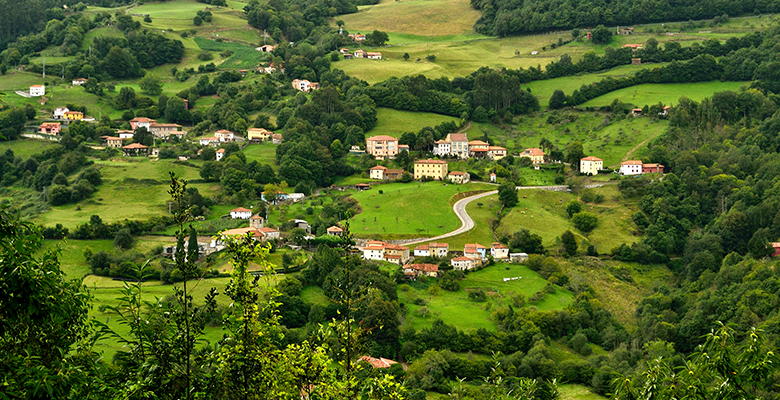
[392,182,612,246]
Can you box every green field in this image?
[479,111,669,167]
[348,181,492,239]
[37,158,219,228]
[581,81,748,108]
[243,142,278,167]
[559,384,607,400]
[525,63,668,107]
[0,140,59,158]
[194,37,269,69]
[399,263,574,331]
[368,107,459,137]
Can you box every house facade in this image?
[38,122,61,135]
[199,137,219,146]
[72,78,88,85]
[403,263,439,278]
[487,146,507,160]
[271,133,283,144]
[150,123,184,138]
[432,140,451,157]
[215,129,236,142]
[326,226,344,236]
[642,163,665,174]
[216,148,225,161]
[117,130,134,139]
[451,256,479,271]
[413,159,448,180]
[122,143,150,156]
[580,156,603,176]
[366,52,382,59]
[64,111,84,121]
[520,148,545,165]
[230,207,253,219]
[429,242,449,257]
[130,117,156,130]
[247,128,273,141]
[490,242,509,259]
[291,79,320,92]
[29,85,45,97]
[447,171,470,184]
[366,135,399,159]
[369,165,387,180]
[619,160,643,175]
[104,136,123,148]
[464,243,488,259]
[53,107,69,119]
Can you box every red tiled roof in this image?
[39,122,61,128]
[404,263,438,273]
[465,243,488,249]
[359,356,398,369]
[122,143,148,149]
[471,148,488,152]
[415,159,447,164]
[231,207,252,212]
[492,242,508,249]
[429,243,448,248]
[250,214,263,220]
[488,146,506,151]
[621,160,642,165]
[452,256,474,262]
[259,227,279,233]
[581,156,603,161]
[449,171,467,176]
[468,140,489,145]
[448,133,467,142]
[327,226,343,232]
[415,245,429,250]
[130,117,156,123]
[367,135,397,141]
[523,147,545,156]
[216,149,226,153]
[370,165,388,170]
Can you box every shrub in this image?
[572,212,598,233]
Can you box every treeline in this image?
[471,0,780,36]
[368,68,539,120]
[0,105,35,141]
[1,12,183,79]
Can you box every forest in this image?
[471,0,780,36]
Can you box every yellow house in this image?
[413,159,448,180]
[520,148,545,165]
[580,156,603,176]
[64,111,84,121]
[247,127,273,141]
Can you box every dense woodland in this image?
[471,0,780,36]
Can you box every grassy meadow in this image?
[367,107,459,137]
[243,142,279,167]
[348,181,493,239]
[0,139,59,158]
[581,81,748,107]
[398,263,574,331]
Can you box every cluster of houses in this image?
[359,240,527,273]
[368,159,470,183]
[432,133,507,160]
[340,48,382,60]
[291,79,320,92]
[129,117,185,139]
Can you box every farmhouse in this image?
[215,129,236,142]
[360,241,410,264]
[660,105,672,117]
[256,44,276,52]
[510,253,529,263]
[464,243,488,260]
[130,117,156,130]
[403,263,439,278]
[72,78,88,85]
[619,160,643,175]
[366,135,399,159]
[149,123,184,138]
[631,108,643,117]
[489,172,496,183]
[219,223,279,243]
[366,52,382,60]
[447,171,470,184]
[53,107,69,119]
[490,242,509,259]
[29,85,45,97]
[358,356,398,369]
[413,159,448,180]
[291,79,320,92]
[348,33,366,41]
[429,242,449,257]
[451,256,479,271]
[369,165,387,180]
[249,214,265,228]
[271,133,283,144]
[326,226,344,236]
[520,147,545,165]
[104,136,123,148]
[353,49,366,58]
[63,111,84,121]
[258,227,281,240]
[199,137,219,146]
[631,57,642,65]
[413,245,430,257]
[468,140,489,153]
[432,140,450,156]
[487,146,507,160]
[38,122,61,135]
[580,156,603,176]
[642,163,665,174]
[247,127,273,141]
[122,143,150,156]
[617,26,635,35]
[230,207,253,219]
[117,130,134,139]
[216,148,225,161]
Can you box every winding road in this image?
[393,183,611,246]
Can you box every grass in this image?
[0,140,59,158]
[37,158,218,228]
[339,0,481,36]
[559,384,607,400]
[194,37,269,69]
[41,239,114,279]
[367,107,459,138]
[242,142,278,167]
[300,285,331,306]
[398,263,574,331]
[348,181,493,239]
[581,81,748,107]
[489,111,669,167]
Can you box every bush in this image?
[468,290,487,302]
[572,212,598,233]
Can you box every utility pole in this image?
[42,58,46,79]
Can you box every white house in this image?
[429,243,449,257]
[117,130,134,139]
[619,160,643,175]
[29,85,45,97]
[510,253,529,263]
[464,243,488,260]
[230,207,253,219]
[413,245,430,257]
[291,79,320,92]
[199,137,219,146]
[369,165,387,180]
[490,242,509,259]
[362,241,386,261]
[366,52,382,60]
[451,256,479,271]
[580,156,603,176]
[215,129,236,142]
[216,148,225,161]
[489,172,497,183]
[432,140,451,157]
[53,107,69,119]
[72,78,88,86]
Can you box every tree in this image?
[366,30,389,46]
[591,25,612,44]
[133,127,154,146]
[571,212,598,233]
[564,142,584,170]
[102,46,143,78]
[549,90,567,109]
[113,228,135,249]
[747,228,773,259]
[509,229,545,254]
[140,76,163,95]
[565,200,582,218]
[402,52,410,61]
[561,230,577,256]
[498,183,518,208]
[187,225,199,262]
[165,97,191,124]
[115,87,137,109]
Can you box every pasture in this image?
[398,263,574,331]
[348,181,493,239]
[581,81,748,108]
[339,0,481,36]
[243,142,278,167]
[0,140,59,158]
[367,107,459,137]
